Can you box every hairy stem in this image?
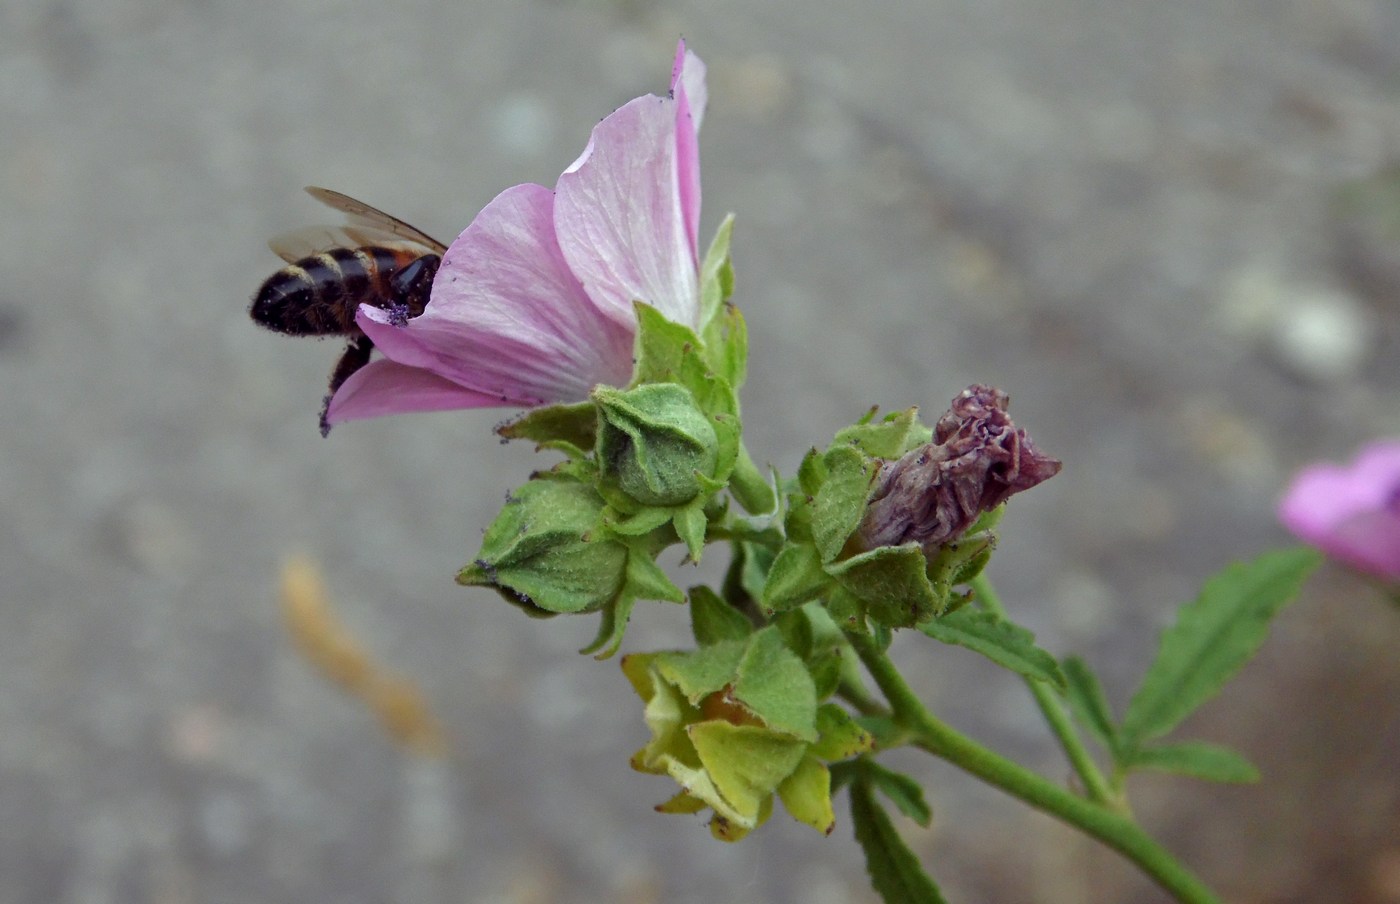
[846,631,1221,904]
[968,573,1120,807]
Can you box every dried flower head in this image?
[857,385,1061,552]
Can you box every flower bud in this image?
[459,476,628,614]
[857,385,1061,553]
[595,383,721,507]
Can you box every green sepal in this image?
[458,476,627,615]
[826,585,868,632]
[812,445,880,563]
[699,214,736,338]
[603,505,673,537]
[580,545,684,659]
[673,501,709,562]
[1120,741,1261,784]
[762,543,832,614]
[929,530,998,587]
[833,407,932,460]
[495,400,597,449]
[689,722,808,826]
[827,544,946,629]
[730,627,819,741]
[729,442,777,515]
[689,584,754,646]
[581,593,637,660]
[918,608,1065,688]
[776,754,836,834]
[655,791,708,815]
[710,793,774,842]
[810,704,876,761]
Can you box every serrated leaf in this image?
[918,609,1065,688]
[1061,656,1118,753]
[849,780,948,904]
[1121,548,1322,745]
[1122,741,1261,784]
[690,585,754,646]
[862,760,933,827]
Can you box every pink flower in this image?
[1278,440,1400,581]
[324,41,708,428]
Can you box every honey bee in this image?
[250,187,447,435]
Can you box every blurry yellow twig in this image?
[280,555,448,757]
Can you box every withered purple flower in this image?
[857,385,1061,552]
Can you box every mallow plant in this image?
[258,41,1336,904]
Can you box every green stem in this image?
[968,574,1119,807]
[847,632,1221,904]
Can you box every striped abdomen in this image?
[250,246,435,337]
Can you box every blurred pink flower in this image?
[1278,440,1400,581]
[325,41,708,428]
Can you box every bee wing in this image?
[304,186,448,254]
[267,225,426,263]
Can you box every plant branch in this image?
[968,573,1119,807]
[846,631,1221,904]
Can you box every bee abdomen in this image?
[251,248,398,336]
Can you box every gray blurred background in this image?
[4,0,1400,901]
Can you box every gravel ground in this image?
[3,1,1400,902]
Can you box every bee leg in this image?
[319,334,375,437]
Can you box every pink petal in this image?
[1325,509,1400,580]
[324,358,507,427]
[358,183,635,405]
[671,41,706,266]
[1278,439,1400,580]
[556,93,700,331]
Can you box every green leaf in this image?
[849,780,948,904]
[762,543,832,613]
[1121,547,1323,745]
[1122,741,1261,784]
[690,585,754,646]
[1060,656,1118,753]
[862,760,933,827]
[917,609,1065,687]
